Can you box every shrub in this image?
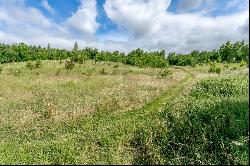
[190,76,248,98]
[26,60,42,70]
[191,63,196,68]
[240,61,246,67]
[65,60,75,70]
[159,68,173,78]
[26,61,34,70]
[34,60,42,68]
[209,63,221,74]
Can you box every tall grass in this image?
[130,75,249,165]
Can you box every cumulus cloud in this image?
[0,0,249,53]
[103,0,249,53]
[0,0,100,49]
[66,0,99,35]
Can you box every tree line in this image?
[0,41,248,68]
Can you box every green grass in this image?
[0,60,248,164]
[129,73,249,165]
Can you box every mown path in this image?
[0,68,196,164]
[59,68,197,164]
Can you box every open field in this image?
[0,60,248,164]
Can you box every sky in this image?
[0,0,249,53]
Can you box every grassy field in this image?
[0,60,248,164]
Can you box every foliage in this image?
[209,63,221,73]
[190,76,248,98]
[240,61,247,67]
[0,41,248,68]
[64,60,75,70]
[158,68,173,78]
[130,75,249,165]
[0,61,248,164]
[26,60,42,70]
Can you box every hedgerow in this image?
[0,41,248,68]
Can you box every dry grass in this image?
[0,60,186,129]
[0,60,247,164]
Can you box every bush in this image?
[65,60,75,70]
[26,61,34,70]
[240,61,246,67]
[209,63,221,74]
[26,60,42,70]
[34,60,42,68]
[190,76,248,98]
[159,68,173,78]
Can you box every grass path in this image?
[54,68,196,164]
[0,67,196,164]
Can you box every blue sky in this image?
[0,0,249,53]
[24,0,249,34]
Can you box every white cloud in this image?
[41,0,55,15]
[66,0,99,35]
[0,0,249,54]
[0,0,99,49]
[103,0,249,53]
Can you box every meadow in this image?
[0,58,248,164]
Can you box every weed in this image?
[26,60,42,70]
[240,61,246,67]
[99,68,108,75]
[159,68,173,78]
[65,60,75,70]
[35,60,42,68]
[209,63,221,74]
[26,61,34,70]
